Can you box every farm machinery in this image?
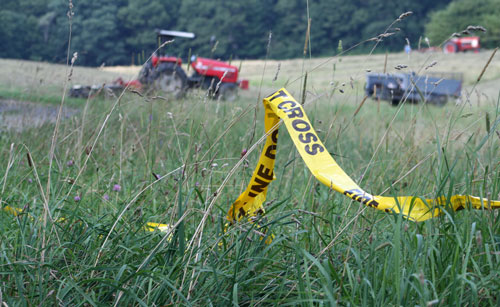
[443,36,480,53]
[366,72,462,106]
[70,29,248,101]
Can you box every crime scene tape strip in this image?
[227,88,500,223]
[3,88,500,236]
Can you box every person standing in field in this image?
[404,44,411,54]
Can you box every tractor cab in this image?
[152,29,195,65]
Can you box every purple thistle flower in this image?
[113,184,121,192]
[103,194,110,201]
[74,195,81,202]
[67,159,74,167]
[27,178,33,183]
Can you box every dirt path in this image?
[0,99,79,132]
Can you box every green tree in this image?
[270,0,308,59]
[176,0,275,60]
[0,0,461,65]
[0,10,41,59]
[0,0,54,61]
[69,0,128,66]
[425,0,500,48]
[117,0,181,65]
[308,0,451,57]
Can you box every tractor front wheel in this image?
[152,63,187,99]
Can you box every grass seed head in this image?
[397,11,413,21]
[425,61,438,70]
[466,25,487,33]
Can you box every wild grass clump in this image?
[1,15,500,306]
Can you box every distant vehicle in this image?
[365,72,462,106]
[70,29,248,101]
[443,36,480,53]
[137,29,247,101]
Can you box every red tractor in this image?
[69,29,247,101]
[137,29,246,101]
[443,36,480,53]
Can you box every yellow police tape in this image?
[227,88,500,223]
[3,88,500,237]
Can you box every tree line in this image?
[0,0,497,67]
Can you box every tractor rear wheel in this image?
[152,63,187,99]
[218,83,238,101]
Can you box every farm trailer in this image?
[365,72,462,106]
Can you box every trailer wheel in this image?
[429,94,448,106]
[152,63,187,99]
[218,83,238,101]
[443,42,457,54]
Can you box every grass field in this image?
[1,47,499,305]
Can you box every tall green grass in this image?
[1,11,500,303]
[1,78,499,305]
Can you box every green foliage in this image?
[426,0,500,48]
[0,0,460,66]
[175,0,274,59]
[308,0,451,56]
[117,0,181,62]
[71,1,129,65]
[0,10,40,59]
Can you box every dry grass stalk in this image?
[477,47,498,83]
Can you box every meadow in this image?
[0,47,499,305]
